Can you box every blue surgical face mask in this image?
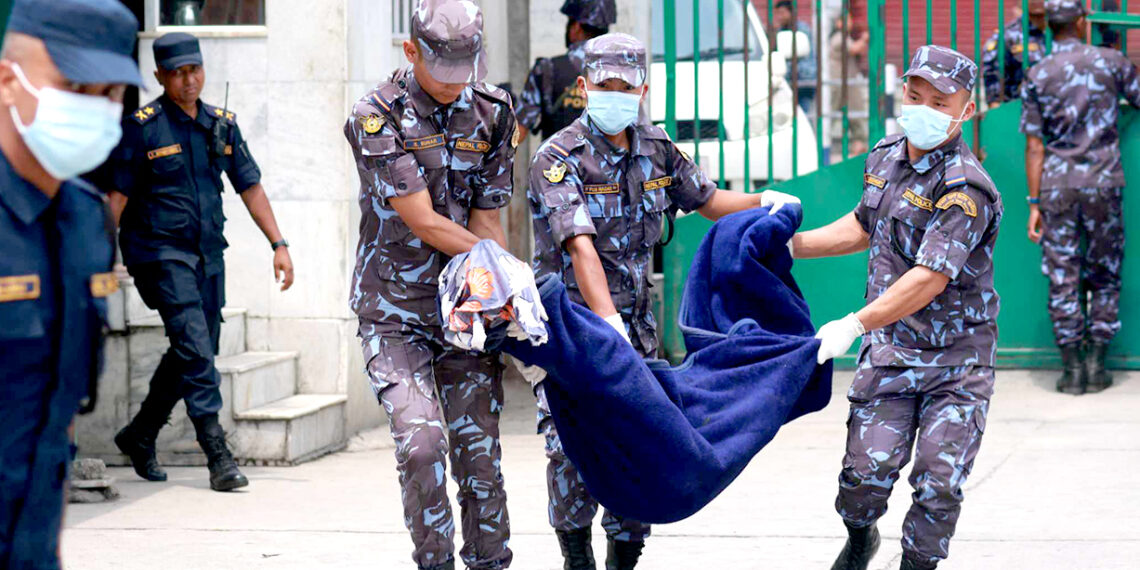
[8,63,123,181]
[896,102,969,151]
[586,89,642,135]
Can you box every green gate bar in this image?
[744,0,752,190]
[692,0,700,166]
[791,0,800,183]
[867,0,886,146]
[664,0,677,139]
[763,0,772,189]
[1022,0,1030,65]
[718,0,727,187]
[816,0,824,167]
[951,0,959,50]
[998,0,1006,104]
[902,0,910,65]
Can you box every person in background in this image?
[828,11,869,159]
[981,0,1046,108]
[773,0,818,117]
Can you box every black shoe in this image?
[605,538,643,570]
[191,415,249,492]
[900,553,938,570]
[114,425,168,482]
[1056,343,1086,395]
[830,522,880,570]
[556,528,596,570]
[1086,341,1114,393]
[419,560,454,570]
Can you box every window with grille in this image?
[159,0,265,26]
[392,0,415,38]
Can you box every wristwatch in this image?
[271,239,289,251]
[1026,196,1040,205]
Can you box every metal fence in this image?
[656,0,1140,190]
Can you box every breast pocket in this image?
[889,206,933,263]
[640,188,670,247]
[450,147,486,206]
[585,192,625,252]
[0,299,46,340]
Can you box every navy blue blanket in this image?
[503,206,832,523]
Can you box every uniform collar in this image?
[160,94,213,129]
[0,149,53,225]
[898,132,962,174]
[581,116,655,160]
[1052,37,1083,52]
[406,67,473,118]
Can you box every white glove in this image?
[760,189,802,215]
[603,313,633,345]
[814,313,866,365]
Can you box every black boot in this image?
[556,528,596,570]
[605,538,643,570]
[191,415,248,492]
[419,560,454,570]
[900,553,937,570]
[830,522,880,570]
[1056,343,1086,395]
[1086,341,1114,393]
[113,410,170,482]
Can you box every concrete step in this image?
[128,307,248,363]
[232,395,348,465]
[219,351,298,414]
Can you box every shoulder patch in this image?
[361,114,386,135]
[903,189,934,211]
[935,192,978,217]
[543,161,568,184]
[203,103,236,124]
[132,103,161,124]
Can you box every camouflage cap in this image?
[411,0,487,84]
[583,33,647,88]
[561,0,617,29]
[903,45,977,95]
[1045,0,1087,23]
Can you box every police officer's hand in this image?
[274,247,295,291]
[1027,205,1044,244]
[814,313,865,365]
[760,190,801,215]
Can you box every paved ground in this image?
[63,370,1140,569]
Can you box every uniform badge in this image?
[543,162,568,184]
[147,144,183,160]
[511,124,522,149]
[362,114,385,135]
[935,192,978,217]
[584,183,619,195]
[456,139,492,153]
[864,173,887,188]
[90,273,120,298]
[903,189,934,212]
[984,40,997,51]
[643,176,673,191]
[0,274,40,303]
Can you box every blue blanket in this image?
[503,206,832,523]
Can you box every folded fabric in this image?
[501,206,832,524]
[439,239,548,351]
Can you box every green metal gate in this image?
[658,0,1140,368]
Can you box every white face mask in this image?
[897,101,970,151]
[8,63,123,180]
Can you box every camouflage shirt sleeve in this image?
[665,143,717,213]
[914,184,996,280]
[1018,75,1044,138]
[472,101,518,210]
[343,96,429,201]
[516,60,545,132]
[1115,51,1140,109]
[980,30,1003,104]
[529,150,595,247]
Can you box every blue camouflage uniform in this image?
[528,33,716,553]
[1019,5,1140,348]
[981,17,1046,105]
[0,0,141,567]
[343,1,517,568]
[839,46,1003,566]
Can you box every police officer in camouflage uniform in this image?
[528,33,801,570]
[343,1,517,569]
[1020,0,1140,395]
[793,46,1002,570]
[104,32,294,493]
[981,0,1046,108]
[516,0,616,142]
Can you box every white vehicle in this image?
[650,0,818,190]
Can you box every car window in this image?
[651,0,764,62]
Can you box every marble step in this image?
[128,307,248,363]
[219,351,298,414]
[232,394,348,465]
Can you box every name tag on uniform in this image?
[455,139,491,153]
[0,274,40,303]
[404,134,446,151]
[90,273,120,298]
[864,173,887,188]
[584,183,620,195]
[903,189,934,212]
[936,192,978,217]
[643,176,673,191]
[224,145,233,156]
[147,144,182,160]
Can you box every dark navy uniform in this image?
[0,0,141,567]
[109,95,260,420]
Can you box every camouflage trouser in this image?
[836,354,993,565]
[534,373,652,543]
[1040,187,1125,346]
[360,319,512,570]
